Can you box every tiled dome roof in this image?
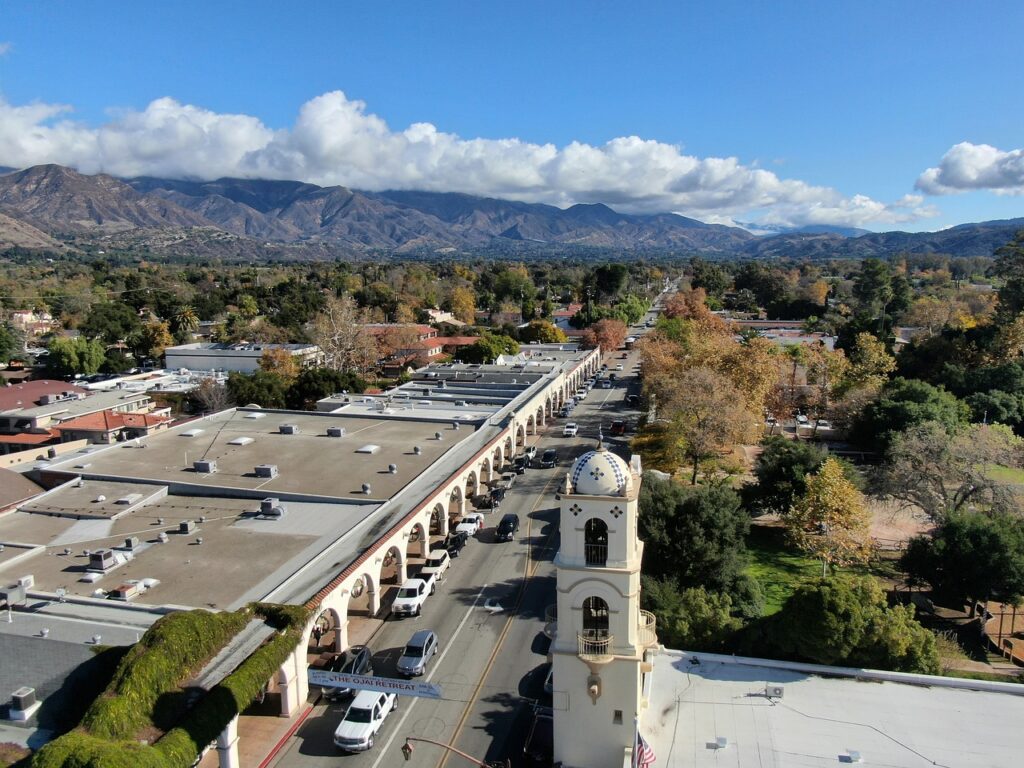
[569,448,631,496]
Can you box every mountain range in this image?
[0,164,1020,260]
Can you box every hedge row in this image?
[29,603,308,768]
[81,608,250,741]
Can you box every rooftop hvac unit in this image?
[11,687,36,712]
[279,423,299,435]
[193,459,217,474]
[326,426,346,438]
[259,498,286,518]
[123,536,140,550]
[179,520,196,534]
[108,583,140,601]
[255,464,278,479]
[88,550,116,572]
[765,684,784,699]
[361,483,372,494]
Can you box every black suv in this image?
[445,530,469,557]
[495,513,520,542]
[513,455,529,474]
[323,645,373,699]
[539,449,557,468]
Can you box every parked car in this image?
[397,629,439,677]
[795,413,809,425]
[445,530,469,556]
[610,420,626,436]
[496,513,520,542]
[600,379,612,388]
[619,352,628,359]
[563,422,579,437]
[609,373,617,382]
[615,363,624,371]
[513,455,529,474]
[539,449,557,468]
[543,664,553,696]
[419,548,451,583]
[391,577,435,617]
[524,445,537,461]
[624,394,640,406]
[559,406,571,418]
[333,690,397,752]
[455,512,485,536]
[324,645,373,700]
[816,419,832,429]
[524,704,554,765]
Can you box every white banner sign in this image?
[307,669,443,699]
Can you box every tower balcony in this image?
[544,604,557,640]
[638,609,658,648]
[577,631,614,664]
[584,542,607,567]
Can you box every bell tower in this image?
[550,447,657,768]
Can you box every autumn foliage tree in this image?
[787,458,873,575]
[581,318,628,352]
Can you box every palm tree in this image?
[172,305,199,336]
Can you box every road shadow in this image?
[472,691,534,767]
[444,573,555,624]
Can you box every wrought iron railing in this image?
[577,631,614,662]
[584,542,608,566]
[638,609,658,647]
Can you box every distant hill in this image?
[0,164,1019,260]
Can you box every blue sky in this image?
[1,1,1022,231]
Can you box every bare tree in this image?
[192,378,233,414]
[310,295,378,373]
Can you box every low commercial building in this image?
[164,342,322,374]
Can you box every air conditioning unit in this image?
[260,498,279,515]
[765,684,784,699]
[123,536,140,550]
[255,464,278,479]
[326,426,346,438]
[279,423,299,435]
[88,550,116,572]
[193,459,217,474]
[179,520,196,534]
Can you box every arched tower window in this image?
[584,518,608,566]
[582,596,610,639]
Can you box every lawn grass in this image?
[746,523,902,615]
[745,525,822,615]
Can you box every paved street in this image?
[268,340,648,768]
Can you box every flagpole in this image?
[632,715,640,768]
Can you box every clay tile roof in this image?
[55,411,170,433]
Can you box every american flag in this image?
[634,732,656,768]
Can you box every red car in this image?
[610,420,626,436]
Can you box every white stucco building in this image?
[551,447,658,768]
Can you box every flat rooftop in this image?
[2,491,373,610]
[317,392,501,419]
[39,408,477,502]
[647,650,1024,768]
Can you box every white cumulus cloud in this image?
[0,90,934,229]
[917,142,1024,195]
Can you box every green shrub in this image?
[31,603,308,768]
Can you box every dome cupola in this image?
[569,448,632,496]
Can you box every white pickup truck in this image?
[391,575,436,617]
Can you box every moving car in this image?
[455,512,485,536]
[615,363,624,371]
[563,422,579,437]
[495,513,520,542]
[610,420,626,436]
[624,394,640,407]
[539,449,557,468]
[397,629,439,677]
[333,690,397,752]
[600,379,612,389]
[323,645,373,700]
